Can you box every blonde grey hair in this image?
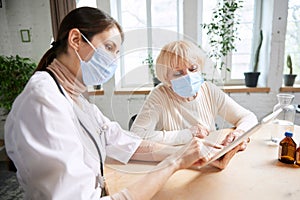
[156,40,206,86]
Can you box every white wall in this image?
[0,1,12,56]
[0,0,299,136]
[0,0,52,62]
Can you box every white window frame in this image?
[198,0,262,85]
[225,0,262,85]
[112,0,183,89]
[284,0,300,84]
[111,0,261,88]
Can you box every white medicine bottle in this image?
[271,94,296,144]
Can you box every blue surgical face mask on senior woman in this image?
[170,72,204,98]
[75,34,118,86]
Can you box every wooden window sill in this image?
[113,86,271,95]
[280,85,300,92]
[88,89,104,96]
[220,86,270,93]
[114,87,153,95]
[88,85,300,95]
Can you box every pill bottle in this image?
[296,143,300,166]
[278,131,296,164]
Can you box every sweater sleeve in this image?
[130,88,193,145]
[208,82,258,131]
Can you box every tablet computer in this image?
[194,108,282,169]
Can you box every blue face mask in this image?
[76,34,118,86]
[170,72,204,98]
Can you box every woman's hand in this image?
[189,124,209,139]
[210,143,242,170]
[221,129,250,151]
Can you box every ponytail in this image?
[35,47,57,72]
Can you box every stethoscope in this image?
[78,120,107,194]
[46,69,107,197]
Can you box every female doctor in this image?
[5,7,242,200]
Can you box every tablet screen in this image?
[193,108,282,169]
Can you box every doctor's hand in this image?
[189,124,209,139]
[171,138,224,170]
[167,138,221,170]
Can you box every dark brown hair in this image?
[36,7,124,71]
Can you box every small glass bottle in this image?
[296,144,300,166]
[278,131,296,164]
[272,94,296,144]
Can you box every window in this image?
[78,0,259,88]
[112,0,183,89]
[76,0,97,8]
[201,0,258,85]
[284,0,300,83]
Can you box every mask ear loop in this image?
[75,33,96,62]
[81,33,97,51]
[74,50,83,62]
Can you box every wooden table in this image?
[105,124,300,200]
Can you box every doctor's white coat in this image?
[5,71,141,199]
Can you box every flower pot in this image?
[153,77,161,87]
[93,85,102,90]
[283,74,297,86]
[244,72,260,87]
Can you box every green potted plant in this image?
[202,0,243,83]
[0,55,36,114]
[143,53,161,87]
[283,54,297,86]
[244,30,263,87]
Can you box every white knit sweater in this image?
[130,81,258,145]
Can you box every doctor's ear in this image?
[68,28,83,51]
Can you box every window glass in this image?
[115,0,182,88]
[152,0,178,31]
[120,0,147,29]
[115,1,149,88]
[284,0,300,81]
[76,0,97,8]
[114,0,257,88]
[231,1,255,79]
[202,0,256,82]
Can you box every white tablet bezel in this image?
[194,108,282,169]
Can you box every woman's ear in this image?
[68,28,82,51]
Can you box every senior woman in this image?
[130,40,258,147]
